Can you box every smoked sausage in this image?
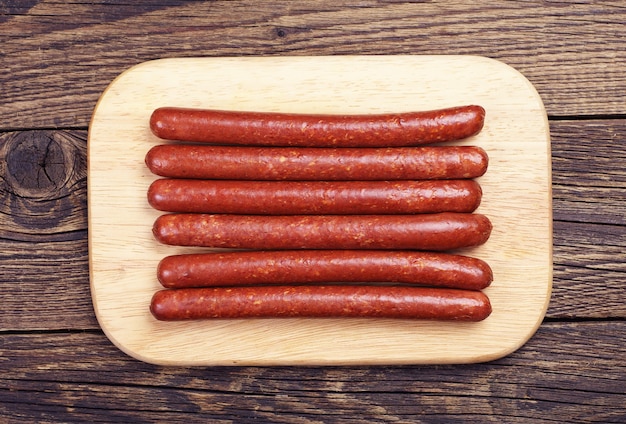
[144,144,489,181]
[149,105,485,147]
[152,212,492,251]
[157,250,493,290]
[149,285,492,321]
[147,179,483,215]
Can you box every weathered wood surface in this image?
[2,0,625,129]
[1,1,625,422]
[2,322,625,423]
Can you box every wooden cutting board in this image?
[88,55,552,366]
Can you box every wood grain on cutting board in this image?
[88,56,552,366]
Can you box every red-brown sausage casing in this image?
[150,286,492,321]
[147,179,483,215]
[157,250,493,290]
[145,145,489,181]
[149,105,485,147]
[152,212,492,251]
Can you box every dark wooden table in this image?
[2,2,625,422]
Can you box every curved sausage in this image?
[149,105,485,147]
[150,285,492,321]
[145,144,489,181]
[147,179,483,215]
[152,212,492,251]
[157,250,493,290]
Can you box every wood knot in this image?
[1,130,87,233]
[272,26,311,40]
[5,131,69,199]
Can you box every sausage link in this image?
[157,250,493,290]
[147,179,482,215]
[150,285,492,321]
[149,105,485,147]
[152,212,492,251]
[145,144,489,181]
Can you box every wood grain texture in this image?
[551,119,626,226]
[549,119,626,319]
[2,1,626,129]
[0,130,94,331]
[1,1,625,420]
[0,131,87,238]
[2,321,624,423]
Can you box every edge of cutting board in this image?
[88,55,552,366]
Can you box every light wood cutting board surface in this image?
[88,55,552,366]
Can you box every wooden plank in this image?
[549,118,626,319]
[0,238,97,331]
[1,321,624,423]
[1,1,626,129]
[0,130,95,330]
[551,119,626,226]
[551,221,626,319]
